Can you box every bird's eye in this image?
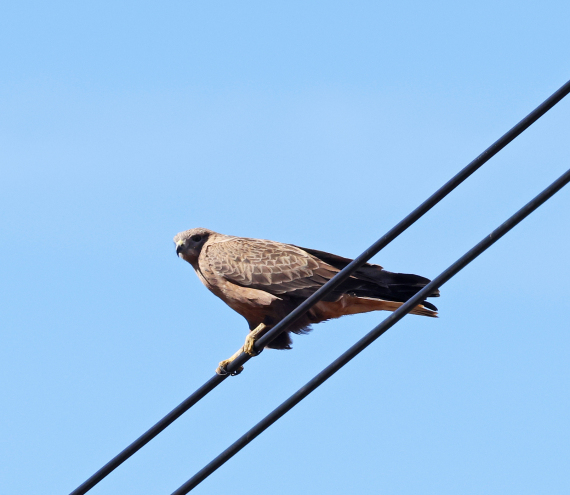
[191,234,202,242]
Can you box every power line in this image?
[249,79,570,357]
[68,79,570,495]
[171,167,570,494]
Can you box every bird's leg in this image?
[215,323,268,376]
[243,323,268,356]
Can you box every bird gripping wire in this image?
[69,78,570,495]
[172,167,570,493]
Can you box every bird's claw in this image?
[243,335,262,357]
[216,360,243,376]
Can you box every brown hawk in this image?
[174,228,439,375]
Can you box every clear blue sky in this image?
[1,2,569,494]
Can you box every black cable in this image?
[172,167,570,494]
[68,79,570,495]
[229,78,570,369]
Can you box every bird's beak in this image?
[175,240,185,257]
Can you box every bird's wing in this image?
[203,238,338,297]
[299,245,439,307]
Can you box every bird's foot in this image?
[243,333,261,356]
[215,324,269,376]
[243,323,268,356]
[215,347,245,376]
[216,359,243,376]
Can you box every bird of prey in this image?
[174,228,440,375]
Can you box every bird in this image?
[174,227,440,375]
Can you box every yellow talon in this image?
[243,323,267,356]
[215,324,268,375]
[216,358,243,376]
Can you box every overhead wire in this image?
[172,167,570,494]
[69,78,570,495]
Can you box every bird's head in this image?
[173,227,213,264]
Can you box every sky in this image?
[1,1,569,494]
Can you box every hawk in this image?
[174,228,440,375]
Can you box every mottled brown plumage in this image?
[174,228,440,374]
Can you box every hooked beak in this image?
[175,240,185,257]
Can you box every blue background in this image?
[1,1,569,494]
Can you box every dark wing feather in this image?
[298,246,440,307]
[295,246,384,284]
[203,238,339,297]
